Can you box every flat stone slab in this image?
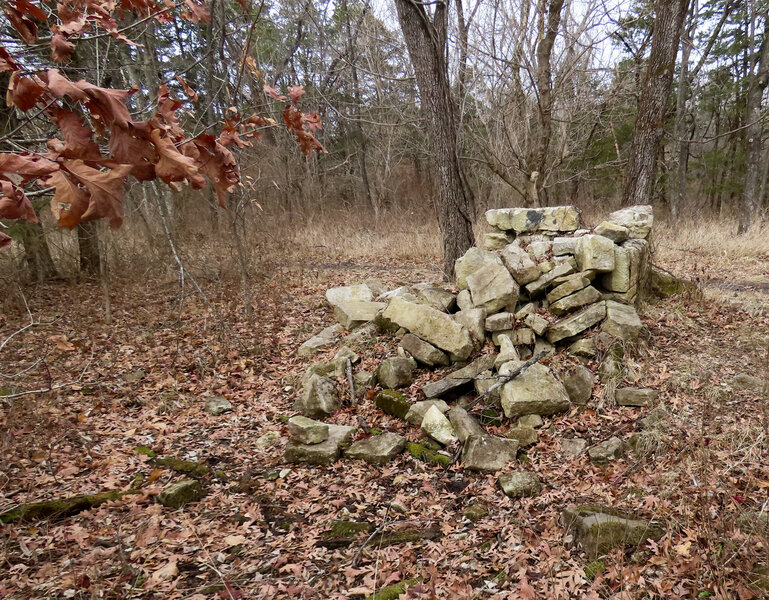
[547,301,606,343]
[399,333,449,367]
[462,434,519,471]
[298,324,344,357]
[326,284,374,308]
[550,286,602,316]
[284,424,357,465]
[547,276,591,304]
[288,415,329,444]
[344,432,406,465]
[500,362,571,417]
[615,387,658,407]
[601,300,642,341]
[498,471,541,498]
[334,301,386,330]
[486,206,580,233]
[422,354,497,399]
[594,221,629,243]
[525,262,576,297]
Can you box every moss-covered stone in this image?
[650,267,695,298]
[406,442,451,468]
[462,504,488,522]
[157,478,207,509]
[375,390,411,419]
[363,578,420,600]
[584,560,605,580]
[0,490,127,524]
[330,520,374,536]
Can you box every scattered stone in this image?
[422,354,496,398]
[498,471,542,498]
[500,362,571,417]
[588,436,624,464]
[607,205,653,239]
[406,442,452,468]
[354,370,375,388]
[455,248,499,289]
[334,301,387,330]
[500,244,542,284]
[547,276,591,304]
[561,437,588,457]
[650,266,694,297]
[287,416,329,444]
[326,284,374,308]
[550,286,603,316]
[485,312,515,331]
[382,297,474,360]
[345,432,406,465]
[506,425,538,447]
[421,405,457,445]
[615,387,658,407]
[628,431,664,458]
[553,237,577,255]
[594,221,629,243]
[547,301,606,343]
[732,373,768,393]
[157,478,207,509]
[295,374,340,419]
[334,346,360,364]
[255,430,281,449]
[204,396,232,416]
[123,369,146,383]
[376,390,411,419]
[602,300,643,342]
[640,405,670,430]
[405,399,450,425]
[563,364,593,404]
[390,499,408,514]
[298,324,344,357]
[518,414,543,428]
[377,357,415,389]
[284,424,357,465]
[462,434,519,471]
[524,313,549,336]
[463,504,489,522]
[453,308,487,346]
[568,337,596,358]
[448,406,485,442]
[562,503,665,557]
[467,258,520,313]
[575,235,615,273]
[486,206,580,233]
[399,334,450,367]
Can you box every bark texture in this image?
[394,0,475,280]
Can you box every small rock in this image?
[494,336,520,369]
[204,396,232,416]
[412,283,456,312]
[615,387,658,407]
[650,266,694,297]
[297,324,344,357]
[483,231,513,250]
[640,406,670,430]
[354,370,375,388]
[399,333,449,367]
[594,221,629,243]
[390,500,408,514]
[498,471,542,498]
[287,416,329,444]
[123,369,146,383]
[376,390,412,420]
[284,424,357,465]
[345,432,406,465]
[377,357,415,389]
[588,436,624,464]
[334,346,360,364]
[518,414,543,428]
[157,478,207,509]
[568,338,596,358]
[506,425,538,447]
[547,276,591,304]
[421,405,457,445]
[525,262,575,297]
[561,437,587,457]
[552,237,577,255]
[422,354,496,399]
[334,301,387,330]
[453,308,487,347]
[255,430,281,449]
[601,300,643,342]
[485,312,515,331]
[295,373,340,419]
[501,244,542,285]
[524,313,549,336]
[405,399,450,425]
[462,434,519,471]
[463,504,489,522]
[448,406,485,443]
[563,364,593,404]
[456,289,473,312]
[533,336,555,358]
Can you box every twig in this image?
[0,356,94,401]
[346,358,356,406]
[466,351,549,412]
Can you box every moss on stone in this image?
[154,457,210,478]
[157,478,206,509]
[363,578,420,600]
[0,490,127,524]
[375,390,411,419]
[329,520,373,536]
[406,442,451,468]
[462,504,488,522]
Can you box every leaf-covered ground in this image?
[1,243,768,600]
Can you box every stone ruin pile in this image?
[285,205,668,549]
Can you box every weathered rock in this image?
[405,399,450,425]
[157,478,207,509]
[463,504,489,522]
[295,374,340,419]
[563,364,593,404]
[500,362,571,417]
[552,237,577,256]
[467,258,520,313]
[615,387,658,407]
[524,313,549,336]
[494,328,535,346]
[498,471,542,498]
[345,432,406,465]
[204,396,232,416]
[288,415,329,444]
[484,231,513,250]
[494,336,521,369]
[377,357,415,389]
[550,286,603,316]
[588,437,624,464]
[376,390,411,419]
[399,334,449,367]
[453,308,486,346]
[406,441,452,468]
[334,301,387,330]
[552,269,597,287]
[412,283,456,312]
[575,235,615,273]
[284,424,356,465]
[628,431,664,458]
[650,266,694,297]
[298,324,344,357]
[326,284,374,309]
[422,354,496,398]
[486,206,580,233]
[601,239,648,294]
[547,276,591,304]
[527,240,552,260]
[354,370,375,388]
[455,248,499,289]
[525,262,576,297]
[732,373,768,393]
[421,405,457,445]
[607,205,653,239]
[475,370,501,402]
[501,244,542,284]
[506,425,538,447]
[518,414,543,428]
[334,346,360,364]
[462,434,519,471]
[562,503,665,558]
[382,297,474,360]
[561,437,588,457]
[255,430,281,449]
[515,302,538,319]
[533,336,555,357]
[568,337,596,358]
[448,406,485,442]
[456,289,473,312]
[547,301,606,343]
[640,405,671,430]
[594,221,629,243]
[601,300,642,342]
[485,312,515,331]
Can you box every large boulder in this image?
[575,235,615,273]
[500,362,571,417]
[466,258,520,313]
[462,434,519,471]
[422,354,497,398]
[546,301,606,343]
[500,244,541,285]
[486,206,580,233]
[381,297,474,360]
[455,248,499,289]
[294,373,340,419]
[345,432,406,465]
[377,357,415,389]
[298,324,344,357]
[334,301,386,330]
[607,205,653,239]
[399,334,449,367]
[601,300,642,341]
[284,424,357,465]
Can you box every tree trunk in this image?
[739,12,769,233]
[622,0,688,206]
[670,5,694,218]
[18,222,59,282]
[394,0,475,280]
[77,221,101,277]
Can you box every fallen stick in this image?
[0,490,132,524]
[346,358,356,406]
[465,350,549,412]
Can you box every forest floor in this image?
[1,220,769,600]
